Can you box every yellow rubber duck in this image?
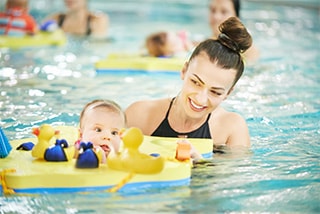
[31,124,59,159]
[107,127,165,174]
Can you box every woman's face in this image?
[208,0,237,37]
[180,52,236,119]
[64,0,87,11]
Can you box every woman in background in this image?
[43,0,108,38]
[208,0,260,63]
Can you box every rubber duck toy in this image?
[107,127,165,174]
[31,124,59,159]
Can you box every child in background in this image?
[0,0,38,36]
[145,30,195,58]
[76,99,126,162]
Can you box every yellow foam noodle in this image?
[95,53,187,73]
[0,30,66,49]
[0,126,212,194]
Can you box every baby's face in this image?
[80,108,124,155]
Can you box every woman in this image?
[43,0,108,38]
[125,17,252,150]
[208,0,259,63]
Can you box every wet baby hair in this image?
[79,99,126,128]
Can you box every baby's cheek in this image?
[111,138,121,152]
[82,133,97,145]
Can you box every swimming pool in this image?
[1,0,319,213]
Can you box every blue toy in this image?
[0,127,12,158]
[16,142,34,151]
[76,142,100,168]
[44,139,69,162]
[40,20,58,32]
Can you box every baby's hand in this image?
[94,146,107,164]
[176,139,202,161]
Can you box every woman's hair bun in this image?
[218,17,252,53]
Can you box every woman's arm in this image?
[90,12,109,38]
[225,113,251,148]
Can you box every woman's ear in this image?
[180,61,189,80]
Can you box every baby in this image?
[76,99,126,162]
[0,0,38,36]
[145,30,194,57]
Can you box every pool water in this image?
[1,0,319,213]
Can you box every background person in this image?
[0,0,38,36]
[208,0,260,63]
[43,0,108,38]
[145,30,195,58]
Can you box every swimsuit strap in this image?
[57,14,65,27]
[164,97,175,119]
[205,112,211,122]
[86,14,92,36]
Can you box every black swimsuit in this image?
[151,98,212,138]
[57,14,92,36]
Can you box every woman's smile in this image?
[189,98,207,112]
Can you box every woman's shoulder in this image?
[209,107,249,147]
[125,98,171,134]
[89,11,109,37]
[210,107,246,127]
[125,98,171,123]
[89,11,109,23]
[243,43,260,64]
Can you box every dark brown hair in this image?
[188,17,252,89]
[6,0,28,8]
[232,0,240,17]
[209,0,240,17]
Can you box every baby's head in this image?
[79,99,126,155]
[6,0,28,10]
[145,31,190,57]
